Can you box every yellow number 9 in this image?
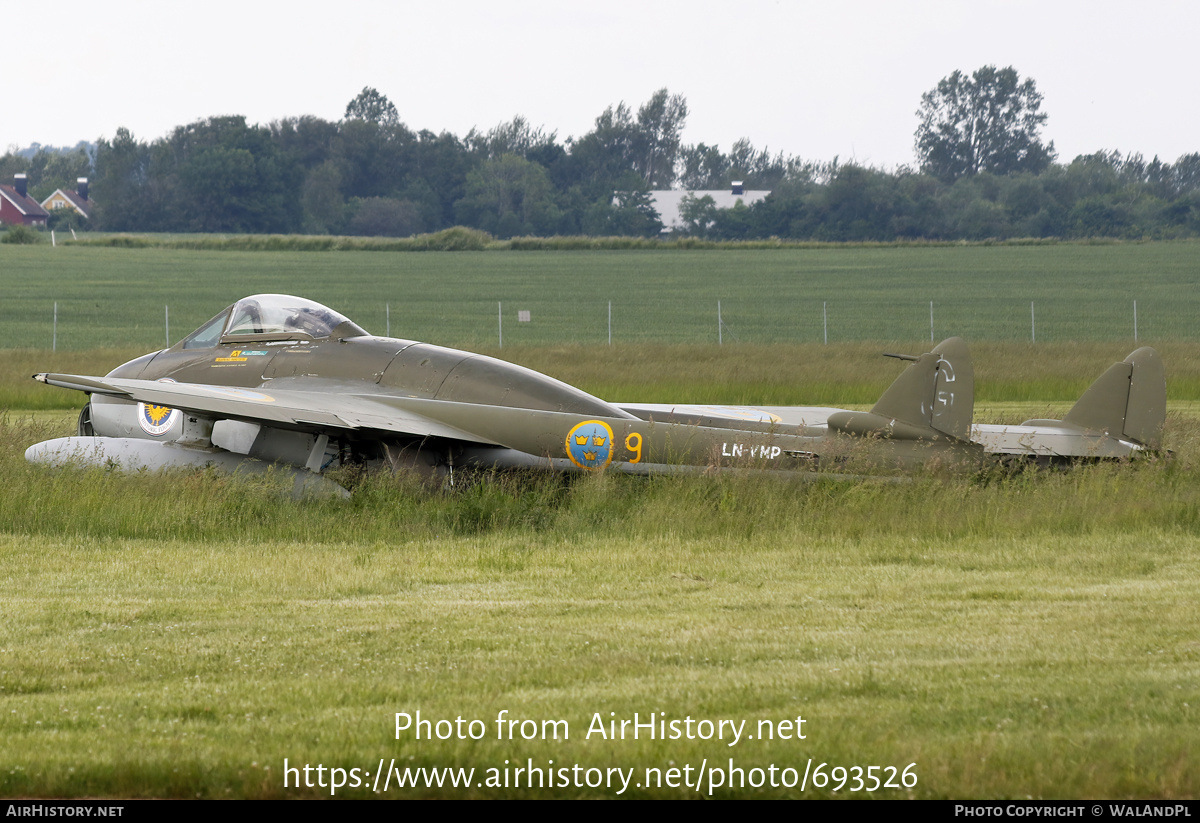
[625,432,643,464]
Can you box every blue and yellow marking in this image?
[137,402,179,436]
[566,420,615,470]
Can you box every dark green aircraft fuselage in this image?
[52,293,1172,486]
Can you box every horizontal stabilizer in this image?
[977,346,1166,458]
[1026,346,1165,450]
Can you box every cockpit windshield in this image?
[179,294,368,349]
[225,294,357,338]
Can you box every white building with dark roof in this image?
[648,182,770,231]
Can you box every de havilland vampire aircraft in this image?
[25,294,1167,494]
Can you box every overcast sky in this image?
[7,0,1197,169]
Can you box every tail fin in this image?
[827,337,974,442]
[1024,346,1165,450]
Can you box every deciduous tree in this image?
[632,88,688,188]
[344,86,400,127]
[678,192,717,236]
[346,196,422,236]
[455,154,559,237]
[915,66,1055,181]
[92,127,153,230]
[467,116,560,162]
[608,187,663,237]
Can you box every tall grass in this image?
[70,226,497,252]
[69,229,1095,253]
[7,402,1200,556]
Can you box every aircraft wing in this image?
[33,373,501,445]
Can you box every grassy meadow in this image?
[1,242,1199,798]
[1,241,1199,350]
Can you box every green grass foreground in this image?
[1,407,1198,798]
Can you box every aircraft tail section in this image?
[974,346,1166,459]
[827,337,974,442]
[1026,346,1165,450]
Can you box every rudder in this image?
[827,337,975,441]
[1060,346,1165,449]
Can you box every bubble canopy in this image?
[181,295,368,349]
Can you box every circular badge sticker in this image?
[137,402,179,436]
[565,420,615,470]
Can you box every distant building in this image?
[0,174,49,226]
[645,182,771,232]
[41,178,93,220]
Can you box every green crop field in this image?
[1,241,1198,350]
[1,243,1198,799]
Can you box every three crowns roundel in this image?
[565,420,614,470]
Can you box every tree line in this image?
[2,71,1198,241]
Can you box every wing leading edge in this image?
[33,373,498,445]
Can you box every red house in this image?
[0,174,50,226]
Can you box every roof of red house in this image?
[0,184,50,218]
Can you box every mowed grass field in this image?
[1,241,1199,349]
[1,243,1199,798]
